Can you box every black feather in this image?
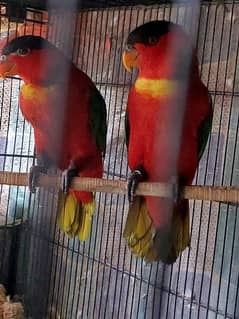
[126,20,173,46]
[2,35,54,55]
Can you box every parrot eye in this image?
[15,48,30,56]
[148,36,158,46]
[0,55,7,62]
[126,44,134,51]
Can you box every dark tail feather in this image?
[154,199,190,263]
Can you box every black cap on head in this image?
[2,35,54,55]
[127,20,174,46]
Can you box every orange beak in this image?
[0,56,17,79]
[122,48,139,72]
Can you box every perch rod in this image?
[0,171,238,204]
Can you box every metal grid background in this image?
[0,1,239,318]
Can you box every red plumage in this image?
[18,51,103,202]
[123,21,212,262]
[0,36,107,239]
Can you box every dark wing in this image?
[125,110,130,149]
[89,87,107,156]
[198,95,213,160]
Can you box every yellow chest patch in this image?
[21,83,57,104]
[135,78,178,98]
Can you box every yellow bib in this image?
[135,78,178,98]
[21,83,57,104]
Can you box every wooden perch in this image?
[0,171,238,203]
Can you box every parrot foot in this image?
[171,176,183,203]
[61,168,79,193]
[127,167,147,204]
[29,165,47,193]
[36,152,52,168]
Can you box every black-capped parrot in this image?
[122,21,212,263]
[0,35,107,241]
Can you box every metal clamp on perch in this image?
[0,171,239,204]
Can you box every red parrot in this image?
[122,21,212,263]
[0,35,107,240]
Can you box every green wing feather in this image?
[198,95,213,160]
[89,88,107,155]
[125,110,130,148]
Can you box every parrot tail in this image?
[123,197,190,263]
[57,190,95,241]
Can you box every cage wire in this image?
[0,0,238,318]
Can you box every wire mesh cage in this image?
[0,0,238,318]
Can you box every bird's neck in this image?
[135,56,200,99]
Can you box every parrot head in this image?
[0,35,65,85]
[122,20,196,79]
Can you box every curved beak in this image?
[122,48,139,73]
[0,56,17,79]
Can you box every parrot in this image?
[0,35,107,241]
[122,21,212,263]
